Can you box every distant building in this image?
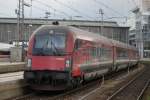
[133,0,150,58]
[129,29,137,47]
[0,18,129,44]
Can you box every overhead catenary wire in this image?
[34,0,71,19]
[53,0,96,20]
[93,0,126,17]
[23,0,131,21]
[92,0,135,25]
[33,5,69,18]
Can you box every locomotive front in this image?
[24,25,73,90]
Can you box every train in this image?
[0,43,14,62]
[24,25,139,91]
[0,42,14,55]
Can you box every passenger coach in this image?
[24,25,139,90]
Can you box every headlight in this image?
[27,59,32,68]
[66,59,71,68]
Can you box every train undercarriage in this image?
[24,70,72,90]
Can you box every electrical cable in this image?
[53,0,96,20]
[34,0,71,18]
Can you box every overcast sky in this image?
[0,0,140,25]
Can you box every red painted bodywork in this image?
[31,56,66,71]
[27,27,74,72]
[28,34,34,56]
[66,32,74,53]
[27,25,139,79]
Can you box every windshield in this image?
[33,34,66,56]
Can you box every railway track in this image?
[13,65,140,100]
[13,78,102,100]
[107,66,150,100]
[13,70,129,100]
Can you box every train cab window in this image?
[33,33,66,56]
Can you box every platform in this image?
[0,71,23,83]
[0,71,28,100]
[0,62,25,73]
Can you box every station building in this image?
[0,18,129,44]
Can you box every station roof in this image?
[0,17,119,27]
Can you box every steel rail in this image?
[107,69,146,100]
[137,79,150,100]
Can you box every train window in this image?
[91,47,96,58]
[98,48,101,57]
[89,48,93,57]
[34,34,66,49]
[100,48,111,61]
[94,48,96,58]
[99,48,101,56]
[52,35,66,48]
[75,39,82,50]
[89,47,112,61]
[33,34,66,56]
[96,47,98,57]
[116,48,128,59]
[34,35,49,49]
[96,47,99,58]
[85,48,89,64]
[87,46,112,62]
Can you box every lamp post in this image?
[16,0,31,61]
[98,9,104,36]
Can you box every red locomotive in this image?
[24,25,139,90]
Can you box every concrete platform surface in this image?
[0,62,25,66]
[141,58,150,61]
[0,62,25,73]
[0,71,23,83]
[0,71,27,100]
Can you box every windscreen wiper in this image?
[51,40,61,56]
